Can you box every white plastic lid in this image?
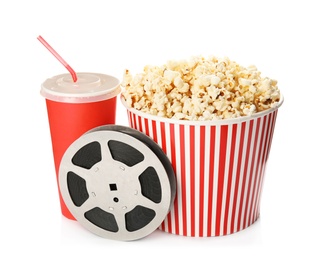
[41,72,120,103]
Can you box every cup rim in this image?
[41,72,121,103]
[121,94,284,126]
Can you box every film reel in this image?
[59,125,176,241]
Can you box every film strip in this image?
[59,125,176,241]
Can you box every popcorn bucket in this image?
[122,96,283,237]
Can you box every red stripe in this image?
[223,124,237,235]
[189,125,196,236]
[128,112,132,127]
[151,120,158,143]
[260,113,274,209]
[179,124,187,236]
[247,117,263,225]
[250,115,267,222]
[207,126,216,236]
[265,111,278,161]
[254,113,272,219]
[159,122,171,232]
[231,121,246,233]
[138,114,143,132]
[242,118,260,228]
[132,113,137,128]
[150,118,163,233]
[160,215,165,231]
[160,122,166,151]
[169,123,176,171]
[215,125,228,236]
[144,117,149,135]
[199,125,206,237]
[256,111,277,214]
[237,120,254,230]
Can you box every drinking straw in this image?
[37,35,77,82]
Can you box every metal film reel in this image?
[59,125,176,241]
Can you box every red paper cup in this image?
[122,96,283,237]
[41,73,120,220]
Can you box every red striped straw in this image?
[37,35,77,82]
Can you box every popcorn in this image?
[121,55,281,121]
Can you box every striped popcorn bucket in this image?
[122,96,283,237]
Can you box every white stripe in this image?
[184,125,191,236]
[210,126,220,236]
[163,122,175,233]
[226,123,240,234]
[219,125,232,235]
[148,119,153,139]
[256,112,276,215]
[194,125,201,236]
[127,111,131,126]
[254,115,270,219]
[266,111,277,160]
[152,120,167,230]
[140,116,146,133]
[128,112,133,127]
[202,125,211,236]
[248,118,263,226]
[233,121,250,232]
[134,114,139,129]
[155,120,162,148]
[164,122,171,160]
[239,120,253,231]
[240,120,256,230]
[174,124,182,235]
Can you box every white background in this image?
[1,0,325,259]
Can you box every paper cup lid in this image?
[41,72,120,103]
